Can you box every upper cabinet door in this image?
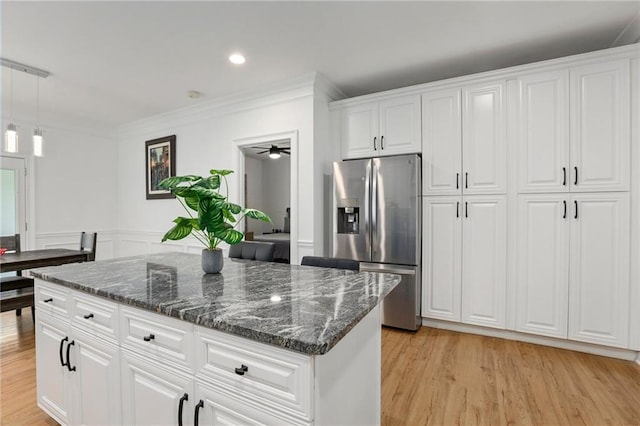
[422,89,462,195]
[462,81,507,194]
[570,60,630,192]
[378,95,422,156]
[341,102,378,159]
[517,70,570,193]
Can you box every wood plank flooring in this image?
[2,311,639,425]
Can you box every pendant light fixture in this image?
[33,76,43,157]
[4,68,18,153]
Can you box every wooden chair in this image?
[228,241,275,262]
[80,232,97,261]
[0,234,35,321]
[300,256,360,271]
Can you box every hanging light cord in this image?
[36,76,40,127]
[9,68,13,120]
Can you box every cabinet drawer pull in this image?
[456,201,459,218]
[43,298,53,303]
[143,333,155,342]
[456,173,459,189]
[59,336,68,367]
[465,172,468,189]
[574,200,578,219]
[563,200,567,219]
[234,364,249,376]
[380,135,384,149]
[574,166,578,185]
[66,340,76,372]
[373,137,377,151]
[178,393,188,426]
[194,400,204,426]
[83,313,94,319]
[465,202,468,218]
[562,167,567,186]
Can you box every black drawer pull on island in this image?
[235,364,249,375]
[59,336,68,367]
[83,313,94,319]
[66,340,76,372]
[143,333,155,342]
[178,393,188,426]
[194,400,204,426]
[43,298,53,303]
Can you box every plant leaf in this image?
[198,199,223,232]
[226,202,242,214]
[162,220,193,241]
[244,208,271,222]
[222,209,237,223]
[209,169,234,176]
[184,194,200,211]
[217,228,244,245]
[158,175,201,190]
[195,175,220,190]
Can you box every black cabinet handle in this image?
[380,135,384,150]
[562,167,567,186]
[194,400,204,426]
[178,393,188,426]
[143,333,155,342]
[574,166,578,185]
[456,201,459,218]
[465,172,468,189]
[234,364,249,375]
[563,200,567,219]
[574,200,578,219]
[59,336,68,367]
[43,298,53,303]
[465,202,468,218]
[83,313,94,320]
[456,173,459,189]
[373,137,377,151]
[66,340,76,372]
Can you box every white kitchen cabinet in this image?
[421,81,506,196]
[516,70,570,193]
[422,197,462,321]
[121,351,194,426]
[461,195,507,328]
[36,312,72,426]
[515,194,570,338]
[36,309,121,426]
[569,192,630,348]
[462,81,507,194]
[570,60,630,192]
[422,195,506,329]
[341,94,421,159]
[422,88,462,195]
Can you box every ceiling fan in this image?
[252,144,290,159]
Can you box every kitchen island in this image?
[30,252,400,425]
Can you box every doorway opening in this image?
[233,131,298,264]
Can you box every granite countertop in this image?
[30,252,400,355]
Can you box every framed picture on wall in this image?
[145,135,176,199]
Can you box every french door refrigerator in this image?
[333,154,421,331]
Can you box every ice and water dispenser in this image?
[337,200,360,234]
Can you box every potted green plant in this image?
[158,169,271,273]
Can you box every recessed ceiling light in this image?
[229,53,246,65]
[187,90,201,99]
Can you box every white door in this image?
[0,156,27,244]
[341,103,377,159]
[71,331,121,426]
[462,81,507,194]
[422,197,462,321]
[121,352,194,426]
[378,94,421,156]
[516,70,570,193]
[570,60,630,192]
[422,89,462,195]
[36,312,71,425]
[461,195,507,328]
[568,192,630,348]
[515,194,570,338]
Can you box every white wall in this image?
[244,156,264,234]
[114,75,330,261]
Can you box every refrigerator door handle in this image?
[371,161,378,260]
[364,161,372,260]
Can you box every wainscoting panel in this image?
[36,230,116,261]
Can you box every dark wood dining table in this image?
[0,249,90,273]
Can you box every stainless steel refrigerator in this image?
[333,154,421,331]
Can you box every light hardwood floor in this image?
[2,311,639,425]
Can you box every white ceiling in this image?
[2,1,639,130]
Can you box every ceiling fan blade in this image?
[282,150,291,155]
[256,150,268,154]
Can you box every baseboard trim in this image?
[422,318,638,362]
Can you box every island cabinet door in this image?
[193,381,310,426]
[35,312,72,426]
[121,351,194,426]
[70,329,121,426]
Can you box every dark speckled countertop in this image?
[30,252,400,355]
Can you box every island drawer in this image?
[70,290,119,341]
[120,306,194,372]
[35,279,70,318]
[195,326,312,421]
